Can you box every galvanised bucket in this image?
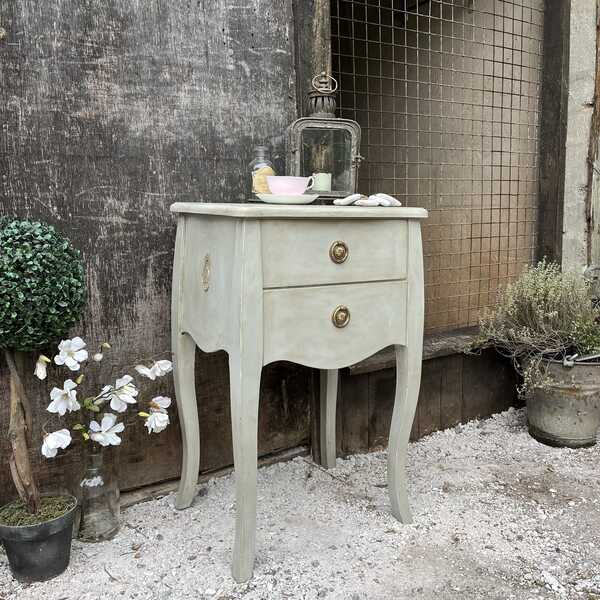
[527,360,600,448]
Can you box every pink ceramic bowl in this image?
[266,176,314,195]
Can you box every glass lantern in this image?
[287,73,362,198]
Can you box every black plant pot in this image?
[0,496,77,583]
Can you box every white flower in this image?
[41,429,72,458]
[47,379,80,416]
[34,355,51,380]
[102,375,138,413]
[144,396,172,433]
[135,360,172,380]
[92,353,104,362]
[54,337,88,371]
[150,396,171,411]
[145,411,170,433]
[134,364,154,379]
[89,413,125,446]
[152,360,172,377]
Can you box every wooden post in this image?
[312,0,332,77]
[5,350,39,513]
[587,4,600,265]
[561,1,597,270]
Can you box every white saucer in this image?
[255,193,319,205]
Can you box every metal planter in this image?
[527,360,600,448]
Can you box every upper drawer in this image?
[261,219,408,288]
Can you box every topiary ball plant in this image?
[0,218,86,514]
[0,219,86,351]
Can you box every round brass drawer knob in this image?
[332,305,351,328]
[329,240,349,264]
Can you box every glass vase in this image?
[77,446,120,542]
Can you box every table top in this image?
[170,202,428,220]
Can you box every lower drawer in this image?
[263,280,407,369]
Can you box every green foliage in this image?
[479,259,600,396]
[480,260,600,357]
[0,219,87,351]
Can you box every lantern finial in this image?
[306,72,338,118]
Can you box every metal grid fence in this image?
[331,0,544,332]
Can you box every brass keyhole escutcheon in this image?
[329,240,348,264]
[332,305,350,328]
[201,254,211,292]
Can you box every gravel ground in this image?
[2,408,599,600]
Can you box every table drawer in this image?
[261,219,408,288]
[263,280,407,369]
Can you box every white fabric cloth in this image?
[333,193,402,207]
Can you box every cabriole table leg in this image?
[387,342,422,523]
[319,369,338,468]
[173,331,200,510]
[229,352,262,583]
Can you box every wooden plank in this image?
[292,0,316,116]
[537,0,569,263]
[367,369,396,449]
[312,0,332,77]
[440,354,463,429]
[587,8,600,265]
[461,350,518,422]
[417,358,443,438]
[339,371,369,454]
[256,362,312,458]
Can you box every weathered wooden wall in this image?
[0,0,310,504]
[0,0,521,507]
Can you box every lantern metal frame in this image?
[286,73,363,198]
[286,118,362,198]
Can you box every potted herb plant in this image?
[0,218,86,582]
[479,260,600,448]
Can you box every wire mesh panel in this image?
[331,0,544,332]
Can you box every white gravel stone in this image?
[1,408,599,599]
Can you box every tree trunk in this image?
[5,350,39,513]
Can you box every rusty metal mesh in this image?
[331,0,544,332]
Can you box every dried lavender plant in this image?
[478,260,600,397]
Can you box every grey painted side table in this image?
[169,202,428,582]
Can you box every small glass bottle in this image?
[77,446,120,542]
[249,145,275,194]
